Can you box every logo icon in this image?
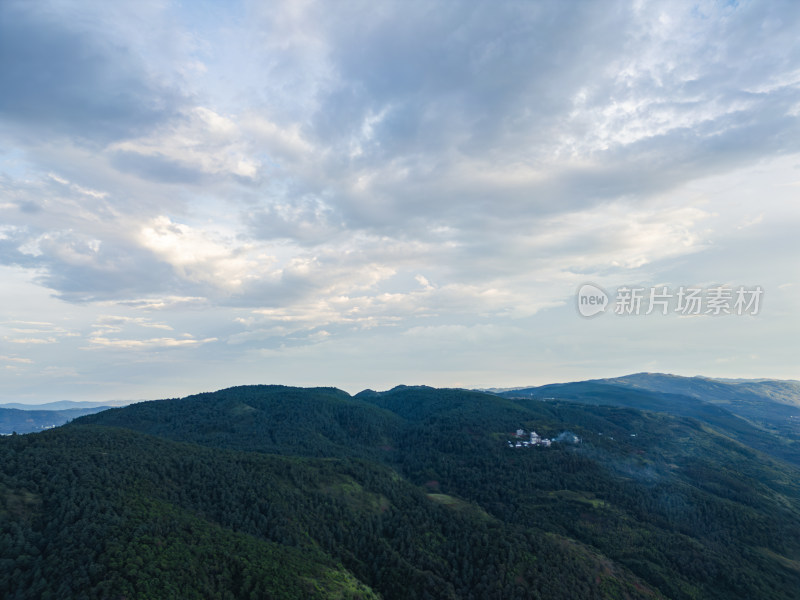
[577,283,608,317]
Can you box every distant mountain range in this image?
[491,373,800,407]
[0,406,111,435]
[601,372,800,408]
[495,373,800,466]
[1,374,799,598]
[0,400,133,411]
[0,400,135,434]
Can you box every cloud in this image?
[1,319,78,346]
[6,338,57,345]
[3,0,798,308]
[246,193,344,246]
[0,355,33,365]
[137,215,277,292]
[26,228,180,303]
[1,0,799,399]
[85,336,217,350]
[112,296,209,310]
[92,315,173,333]
[109,107,261,182]
[402,323,522,343]
[85,313,217,351]
[0,0,182,143]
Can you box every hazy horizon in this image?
[4,371,800,406]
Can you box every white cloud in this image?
[112,296,209,310]
[86,335,218,350]
[93,315,173,332]
[109,107,260,179]
[0,355,33,364]
[6,337,58,345]
[138,215,276,291]
[0,319,78,348]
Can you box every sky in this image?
[1,0,799,403]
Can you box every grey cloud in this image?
[0,189,196,302]
[277,0,799,234]
[29,236,183,303]
[212,0,800,252]
[0,1,181,143]
[16,200,41,214]
[246,203,344,245]
[0,235,39,269]
[110,150,207,185]
[309,1,629,156]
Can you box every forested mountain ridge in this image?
[497,375,800,467]
[2,382,800,598]
[603,373,800,407]
[75,385,403,459]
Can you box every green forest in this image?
[2,384,800,598]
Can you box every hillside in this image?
[497,376,800,467]
[601,374,800,434]
[1,424,661,599]
[603,374,800,407]
[75,385,403,460]
[2,384,800,598]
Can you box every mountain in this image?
[2,383,800,598]
[602,373,800,406]
[496,374,800,468]
[0,426,383,599]
[0,406,111,435]
[0,400,133,411]
[600,373,800,432]
[75,385,403,459]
